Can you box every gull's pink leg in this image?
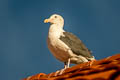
[55,58,71,76]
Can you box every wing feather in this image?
[60,32,93,58]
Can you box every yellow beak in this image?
[44,19,50,23]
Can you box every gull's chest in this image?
[47,33,71,62]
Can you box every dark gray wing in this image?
[60,32,93,58]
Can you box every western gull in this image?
[44,14,95,75]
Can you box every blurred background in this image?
[0,0,120,80]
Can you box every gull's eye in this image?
[54,16,57,18]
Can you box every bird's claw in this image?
[88,59,96,67]
[54,68,66,76]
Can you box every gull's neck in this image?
[48,23,64,39]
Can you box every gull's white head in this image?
[44,14,64,25]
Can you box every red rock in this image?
[22,54,120,80]
[115,75,120,80]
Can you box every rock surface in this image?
[23,54,120,80]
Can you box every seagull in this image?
[44,14,95,74]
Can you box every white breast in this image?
[47,24,74,62]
